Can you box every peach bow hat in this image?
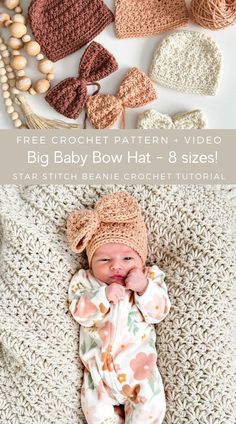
[67,192,148,265]
[86,68,157,129]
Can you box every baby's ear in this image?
[144,267,149,277]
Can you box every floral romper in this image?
[68,265,170,424]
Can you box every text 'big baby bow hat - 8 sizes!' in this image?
[115,0,189,38]
[28,0,114,62]
[67,192,148,266]
[86,68,157,129]
[45,42,118,119]
[149,31,222,95]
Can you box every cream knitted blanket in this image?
[0,185,235,424]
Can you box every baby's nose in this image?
[110,261,122,270]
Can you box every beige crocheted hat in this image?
[137,109,208,129]
[67,192,148,265]
[115,0,188,38]
[149,31,222,96]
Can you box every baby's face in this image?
[91,243,143,286]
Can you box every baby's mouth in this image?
[111,275,126,284]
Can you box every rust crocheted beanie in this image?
[45,42,118,119]
[67,192,148,265]
[115,0,188,38]
[28,0,114,62]
[86,68,157,129]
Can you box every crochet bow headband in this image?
[45,42,118,119]
[67,192,148,265]
[86,68,157,128]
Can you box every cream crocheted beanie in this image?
[67,192,148,265]
[149,31,222,95]
[115,0,188,38]
[137,109,208,129]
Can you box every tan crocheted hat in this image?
[67,192,148,265]
[149,31,222,96]
[115,0,188,38]
[28,0,114,62]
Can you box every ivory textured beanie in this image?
[115,0,188,38]
[149,31,222,95]
[28,0,114,62]
[137,109,208,129]
[67,192,148,265]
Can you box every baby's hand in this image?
[125,267,148,295]
[105,283,125,304]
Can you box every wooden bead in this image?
[5,98,12,106]
[47,73,55,81]
[0,68,7,76]
[36,53,44,61]
[3,57,10,65]
[10,55,27,70]
[0,13,10,28]
[12,14,25,24]
[9,22,27,38]
[11,111,19,120]
[34,78,50,94]
[15,7,22,14]
[12,50,20,56]
[4,0,20,10]
[2,50,10,58]
[8,36,23,50]
[9,79,15,87]
[38,59,53,74]
[7,105,14,114]
[12,87,19,94]
[0,60,4,68]
[16,69,25,77]
[8,72,15,79]
[0,44,7,51]
[0,75,8,83]
[29,87,36,95]
[14,118,22,127]
[6,65,13,72]
[22,35,31,43]
[3,91,10,98]
[2,83,9,91]
[0,74,8,84]
[16,76,31,91]
[25,41,41,57]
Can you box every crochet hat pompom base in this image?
[149,31,222,96]
[115,0,188,39]
[137,109,208,129]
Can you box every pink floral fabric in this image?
[68,265,170,423]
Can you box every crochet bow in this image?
[67,192,140,253]
[45,42,118,119]
[86,68,157,128]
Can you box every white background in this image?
[1,0,236,129]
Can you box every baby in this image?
[67,192,170,424]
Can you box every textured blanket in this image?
[0,185,235,424]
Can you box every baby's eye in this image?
[124,257,132,261]
[99,258,110,262]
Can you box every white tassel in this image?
[15,95,80,129]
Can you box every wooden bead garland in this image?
[0,0,55,94]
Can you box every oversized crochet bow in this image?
[86,68,157,128]
[67,192,140,253]
[45,42,118,119]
